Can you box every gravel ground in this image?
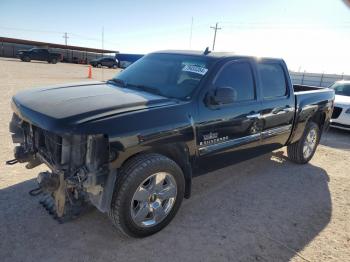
[0,58,349,262]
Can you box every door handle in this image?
[272,106,292,114]
[246,113,261,119]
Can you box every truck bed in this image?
[293,84,326,93]
[290,85,335,145]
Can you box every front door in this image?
[195,59,264,174]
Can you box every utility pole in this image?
[210,22,221,51]
[101,26,104,80]
[102,26,104,54]
[62,32,69,46]
[189,17,193,49]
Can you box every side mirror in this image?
[206,86,237,106]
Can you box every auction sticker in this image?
[182,64,208,75]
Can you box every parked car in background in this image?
[17,48,62,64]
[72,57,87,64]
[330,80,350,130]
[89,57,118,68]
[8,50,334,237]
[115,53,144,68]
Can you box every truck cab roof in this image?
[152,49,284,63]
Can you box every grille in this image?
[331,107,342,119]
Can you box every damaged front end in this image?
[8,113,115,222]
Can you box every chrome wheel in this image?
[303,128,317,159]
[130,172,177,228]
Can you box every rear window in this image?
[257,63,287,98]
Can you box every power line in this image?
[0,26,63,34]
[210,22,221,51]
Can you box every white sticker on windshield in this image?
[182,64,208,75]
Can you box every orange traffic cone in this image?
[88,65,92,79]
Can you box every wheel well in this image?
[118,144,193,198]
[310,111,326,130]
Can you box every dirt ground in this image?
[0,57,349,262]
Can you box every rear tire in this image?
[97,63,102,68]
[23,56,30,62]
[50,58,57,64]
[287,122,320,164]
[108,153,185,238]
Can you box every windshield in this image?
[111,53,213,99]
[330,82,350,97]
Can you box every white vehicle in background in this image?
[330,80,350,131]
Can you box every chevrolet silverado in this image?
[7,50,335,237]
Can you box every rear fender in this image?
[288,101,330,144]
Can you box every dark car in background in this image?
[89,57,118,68]
[115,53,144,68]
[17,48,62,64]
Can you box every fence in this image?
[289,71,350,87]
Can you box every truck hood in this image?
[12,82,176,132]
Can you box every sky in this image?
[0,0,350,74]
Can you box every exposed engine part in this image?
[37,171,92,222]
[39,193,92,223]
[37,171,60,193]
[5,159,18,165]
[25,158,42,169]
[14,145,33,163]
[54,172,66,217]
[9,113,111,221]
[29,187,42,196]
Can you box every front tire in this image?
[109,153,185,238]
[287,122,320,164]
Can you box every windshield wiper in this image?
[108,80,165,97]
[126,84,163,96]
[107,78,127,87]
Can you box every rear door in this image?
[103,58,113,67]
[256,61,295,149]
[31,49,41,60]
[102,58,110,67]
[36,49,48,61]
[107,58,115,67]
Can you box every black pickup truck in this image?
[8,50,334,237]
[17,48,62,64]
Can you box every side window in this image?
[257,63,287,98]
[214,62,255,102]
